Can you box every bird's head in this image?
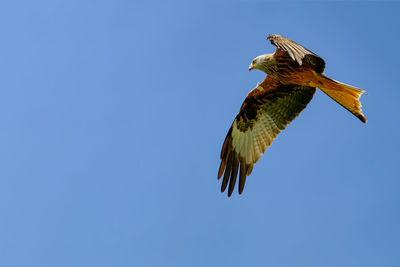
[249,54,273,73]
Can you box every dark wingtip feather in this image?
[227,156,239,197]
[220,128,232,159]
[217,160,226,180]
[218,128,232,180]
[221,153,233,193]
[238,159,247,194]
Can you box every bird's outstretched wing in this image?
[218,76,316,196]
[267,34,325,73]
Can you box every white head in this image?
[248,54,274,72]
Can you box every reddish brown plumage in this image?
[218,34,366,196]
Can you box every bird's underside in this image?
[218,34,366,197]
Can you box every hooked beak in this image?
[249,65,254,71]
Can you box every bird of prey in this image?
[218,34,366,197]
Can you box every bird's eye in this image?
[252,60,256,64]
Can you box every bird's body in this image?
[257,54,317,86]
[218,34,366,196]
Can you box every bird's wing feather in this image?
[218,76,316,196]
[267,34,325,72]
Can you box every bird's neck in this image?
[259,55,278,75]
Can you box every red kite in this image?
[218,34,366,196]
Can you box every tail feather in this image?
[314,73,367,123]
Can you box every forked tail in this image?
[314,73,367,123]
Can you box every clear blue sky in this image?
[0,1,399,266]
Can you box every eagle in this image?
[218,34,366,197]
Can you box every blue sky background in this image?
[0,1,399,266]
